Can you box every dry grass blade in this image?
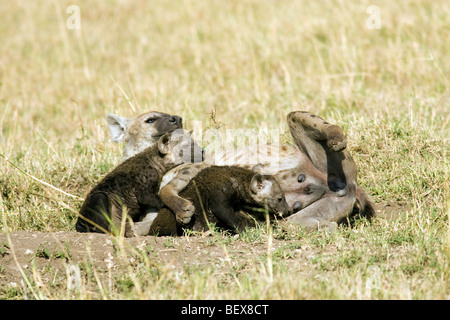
[0,153,83,201]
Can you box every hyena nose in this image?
[170,116,182,125]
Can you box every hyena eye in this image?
[145,117,157,123]
[297,174,306,183]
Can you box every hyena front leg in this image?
[159,163,210,224]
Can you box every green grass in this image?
[0,0,449,299]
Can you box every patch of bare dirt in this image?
[373,201,409,220]
[0,203,408,294]
[0,231,295,292]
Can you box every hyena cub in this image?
[75,130,204,237]
[149,166,292,235]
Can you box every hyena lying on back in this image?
[108,110,374,232]
[158,112,374,230]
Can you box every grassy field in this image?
[0,0,448,299]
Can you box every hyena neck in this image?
[153,155,180,178]
[123,138,154,161]
[232,171,257,206]
[133,146,179,178]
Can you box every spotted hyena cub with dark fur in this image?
[75,130,204,236]
[148,165,291,236]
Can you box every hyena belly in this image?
[157,144,328,226]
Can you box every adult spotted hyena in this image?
[107,110,374,231]
[106,111,183,161]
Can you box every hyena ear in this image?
[250,174,272,195]
[252,163,264,173]
[106,114,130,143]
[157,133,172,154]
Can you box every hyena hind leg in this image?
[287,111,347,152]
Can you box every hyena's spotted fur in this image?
[159,144,329,226]
[109,111,374,232]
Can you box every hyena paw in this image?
[327,136,347,152]
[175,202,196,225]
[325,125,347,151]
